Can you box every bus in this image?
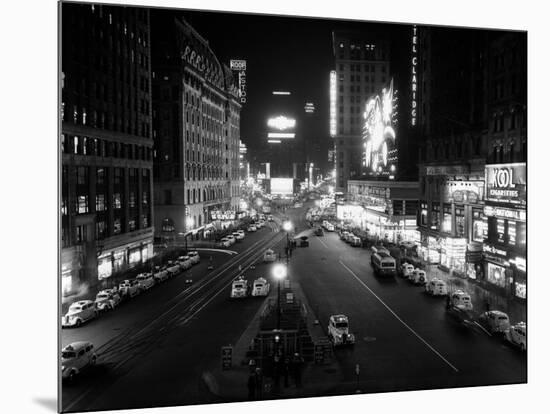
[371,252,397,276]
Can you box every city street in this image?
[62,204,526,412]
[61,221,287,412]
[283,204,526,395]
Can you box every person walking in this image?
[292,352,304,388]
[255,367,263,399]
[247,373,256,400]
[283,355,290,387]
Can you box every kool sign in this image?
[485,163,526,206]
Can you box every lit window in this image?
[77,195,88,214]
[113,193,121,209]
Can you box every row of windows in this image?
[61,134,152,161]
[492,110,526,133]
[339,64,385,73]
[339,84,382,94]
[62,103,150,138]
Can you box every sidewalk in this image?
[423,264,526,324]
[210,270,343,401]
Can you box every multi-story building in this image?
[61,3,154,297]
[482,33,527,300]
[416,27,527,297]
[331,32,391,192]
[151,14,241,240]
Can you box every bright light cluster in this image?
[267,116,296,131]
[363,78,398,173]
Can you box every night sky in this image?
[149,6,412,162]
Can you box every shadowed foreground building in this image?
[61,3,154,297]
[151,13,242,241]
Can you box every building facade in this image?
[416,27,526,298]
[61,3,154,297]
[346,180,419,244]
[151,15,241,240]
[331,32,391,192]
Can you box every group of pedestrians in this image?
[247,352,305,400]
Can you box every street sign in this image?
[221,345,233,370]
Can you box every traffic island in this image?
[209,278,343,401]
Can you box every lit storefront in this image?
[96,238,154,281]
[483,163,526,299]
[347,180,419,244]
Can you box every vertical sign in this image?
[230,60,247,104]
[330,71,337,137]
[221,345,233,370]
[411,25,418,126]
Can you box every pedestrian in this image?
[273,353,281,389]
[283,355,290,387]
[255,367,263,398]
[247,373,256,400]
[292,352,304,388]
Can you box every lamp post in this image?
[282,220,292,263]
[185,217,194,253]
[272,263,287,330]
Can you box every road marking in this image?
[193,248,238,255]
[316,236,329,249]
[339,260,459,373]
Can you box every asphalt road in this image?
[283,203,527,395]
[61,203,526,411]
[61,219,287,412]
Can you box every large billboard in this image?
[362,78,398,177]
[485,163,526,207]
[270,178,294,195]
[267,115,296,141]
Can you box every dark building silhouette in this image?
[61,3,154,297]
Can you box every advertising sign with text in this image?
[485,163,526,207]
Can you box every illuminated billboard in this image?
[230,59,247,103]
[330,71,337,137]
[267,116,296,130]
[267,115,296,141]
[362,78,398,177]
[270,178,294,195]
[485,163,526,207]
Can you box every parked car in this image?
[233,231,245,241]
[350,235,361,247]
[267,215,274,221]
[425,278,448,296]
[61,342,96,382]
[340,231,350,241]
[410,269,427,285]
[62,300,97,328]
[478,310,511,334]
[247,225,257,232]
[118,279,141,298]
[136,272,155,291]
[220,237,232,247]
[328,314,355,346]
[95,289,121,311]
[226,235,236,245]
[166,262,180,277]
[188,251,201,264]
[251,277,270,297]
[263,249,277,263]
[314,227,324,236]
[449,290,473,310]
[177,256,193,270]
[153,266,170,283]
[257,220,266,228]
[325,223,335,232]
[400,263,415,278]
[505,322,526,351]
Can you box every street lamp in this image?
[185,217,194,253]
[272,263,287,330]
[282,220,292,263]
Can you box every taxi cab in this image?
[230,277,249,299]
[506,322,526,351]
[410,269,427,285]
[95,289,121,311]
[62,300,97,328]
[251,277,270,297]
[425,278,448,296]
[61,341,97,382]
[450,290,473,310]
[400,263,415,278]
[263,249,277,263]
[478,310,511,334]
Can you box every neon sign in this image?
[330,71,337,137]
[411,25,418,126]
[267,116,296,131]
[230,59,247,104]
[362,78,397,175]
